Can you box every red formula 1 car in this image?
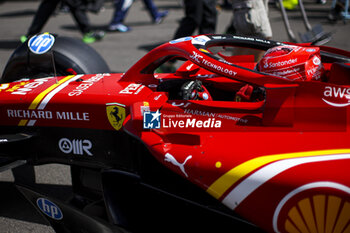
[0,33,350,233]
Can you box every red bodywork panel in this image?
[1,35,350,233]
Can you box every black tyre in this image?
[0,35,110,83]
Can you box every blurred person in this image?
[229,0,272,61]
[108,0,169,32]
[231,0,272,39]
[282,0,298,10]
[218,0,232,10]
[21,0,105,44]
[173,0,217,39]
[329,0,348,22]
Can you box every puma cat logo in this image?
[164,153,192,177]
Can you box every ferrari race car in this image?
[0,33,350,233]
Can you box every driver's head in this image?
[256,45,324,81]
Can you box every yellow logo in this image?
[273,182,350,233]
[106,104,125,130]
[0,83,9,92]
[199,48,210,54]
[283,194,350,233]
[5,81,29,92]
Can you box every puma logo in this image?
[164,153,192,177]
[186,64,194,70]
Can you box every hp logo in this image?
[36,198,63,220]
[28,33,55,54]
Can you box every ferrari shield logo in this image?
[106,103,125,130]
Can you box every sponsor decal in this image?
[184,108,215,117]
[184,108,217,117]
[106,103,125,130]
[164,153,192,177]
[232,35,255,41]
[140,101,150,115]
[58,138,93,156]
[206,149,350,209]
[5,81,30,93]
[171,101,191,107]
[271,67,300,77]
[307,67,317,76]
[218,58,233,66]
[264,58,298,69]
[184,106,248,124]
[56,111,90,121]
[154,94,162,101]
[189,51,203,63]
[212,36,227,40]
[189,51,237,76]
[313,56,321,65]
[231,36,273,45]
[196,74,216,79]
[263,60,269,69]
[306,48,316,52]
[201,57,237,76]
[322,86,350,107]
[28,33,55,55]
[255,38,272,44]
[8,109,53,119]
[36,198,63,220]
[191,35,210,45]
[0,83,9,91]
[273,182,350,233]
[169,36,192,44]
[199,48,210,54]
[190,51,237,76]
[68,73,110,96]
[11,78,51,95]
[13,75,83,126]
[186,63,194,70]
[119,83,144,94]
[7,109,90,121]
[216,114,248,124]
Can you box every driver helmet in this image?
[256,45,324,81]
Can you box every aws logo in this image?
[322,86,350,107]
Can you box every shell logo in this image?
[284,195,349,233]
[273,182,350,233]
